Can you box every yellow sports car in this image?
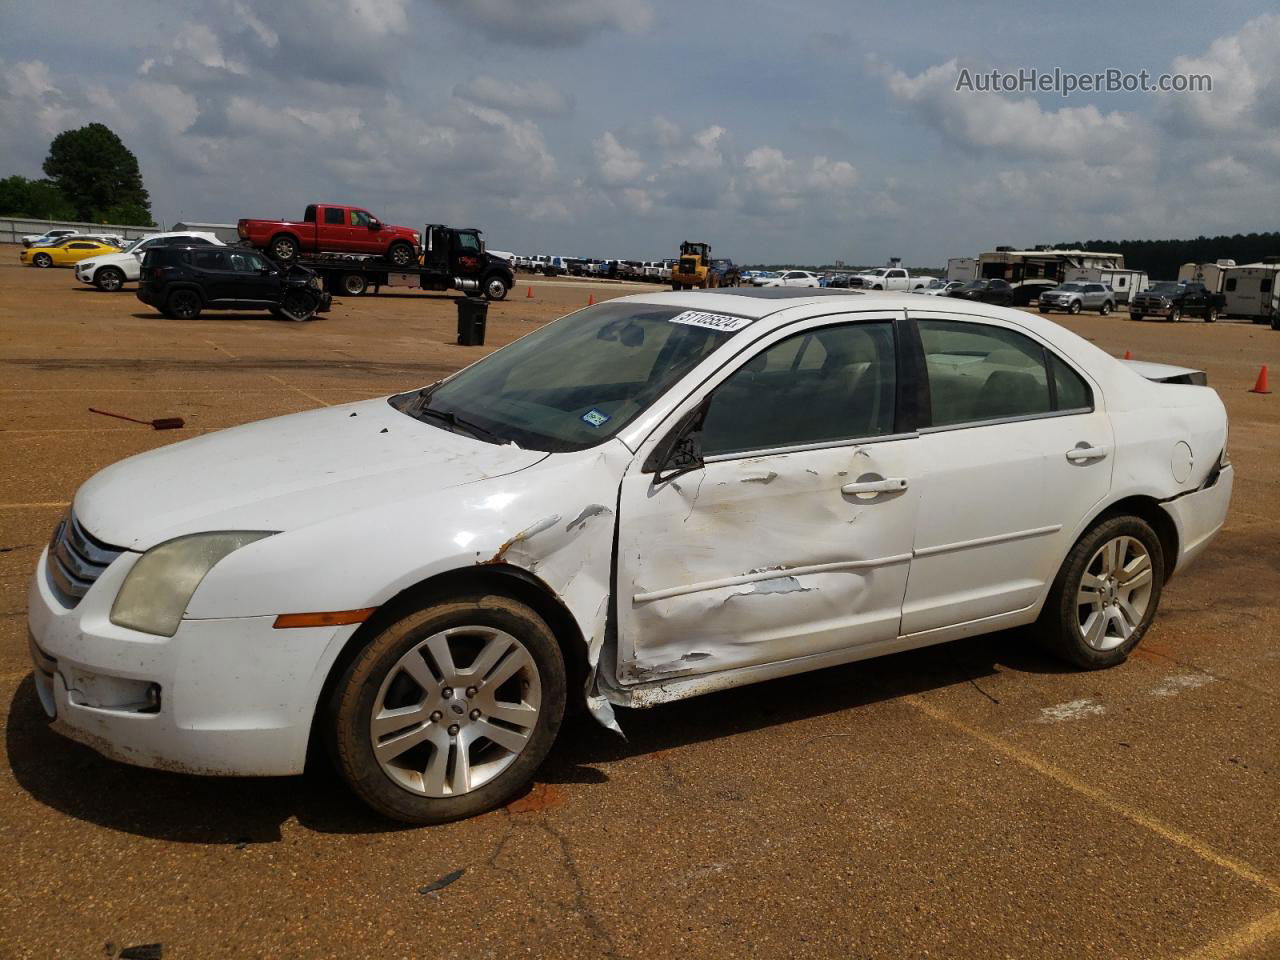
[21,238,121,268]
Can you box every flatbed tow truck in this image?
[294,224,514,300]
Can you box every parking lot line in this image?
[904,694,1280,900]
[1180,908,1280,960]
[201,337,238,360]
[264,373,329,407]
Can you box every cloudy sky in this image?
[3,0,1278,265]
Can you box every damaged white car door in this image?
[615,313,921,684]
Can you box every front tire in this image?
[1100,301,1113,315]
[278,288,317,321]
[1205,306,1218,323]
[1068,300,1082,315]
[484,274,510,301]
[388,242,415,268]
[328,595,566,824]
[95,267,125,291]
[33,253,53,268]
[1169,306,1181,323]
[1038,515,1164,669]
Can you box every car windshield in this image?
[960,280,987,289]
[1149,282,1184,293]
[390,302,745,452]
[1055,284,1085,292]
[120,237,153,254]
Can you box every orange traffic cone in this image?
[1123,350,1132,360]
[1249,364,1271,394]
[526,286,534,299]
[587,293,595,306]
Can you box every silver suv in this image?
[1039,282,1115,315]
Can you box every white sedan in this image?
[74,231,223,291]
[763,269,821,288]
[29,289,1232,823]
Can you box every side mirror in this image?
[369,219,381,230]
[643,400,708,483]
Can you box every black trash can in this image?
[456,296,488,346]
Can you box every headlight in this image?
[110,532,275,636]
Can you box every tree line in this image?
[1054,233,1280,280]
[1,122,153,226]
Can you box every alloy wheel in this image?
[369,626,541,798]
[1077,536,1154,651]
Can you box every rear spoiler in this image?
[1121,359,1208,386]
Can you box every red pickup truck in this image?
[237,204,421,266]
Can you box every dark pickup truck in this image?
[1130,281,1225,323]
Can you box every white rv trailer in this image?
[1221,260,1280,326]
[977,247,1125,304]
[945,257,978,283]
[1063,266,1150,304]
[1177,259,1236,293]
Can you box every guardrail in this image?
[0,217,157,245]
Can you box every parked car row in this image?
[21,227,128,249]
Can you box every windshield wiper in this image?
[417,406,505,445]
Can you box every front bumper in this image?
[27,545,355,776]
[1132,303,1171,316]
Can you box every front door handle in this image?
[841,477,909,495]
[1066,444,1107,463]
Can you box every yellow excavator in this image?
[671,241,713,290]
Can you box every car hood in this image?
[80,251,139,268]
[75,398,549,550]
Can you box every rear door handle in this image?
[1066,445,1107,463]
[841,477,909,495]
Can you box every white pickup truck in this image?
[849,266,927,291]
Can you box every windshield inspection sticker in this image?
[668,310,753,332]
[582,408,611,428]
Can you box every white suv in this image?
[75,232,223,291]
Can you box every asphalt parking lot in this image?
[1,257,1278,959]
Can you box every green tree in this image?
[0,175,77,219]
[42,122,154,225]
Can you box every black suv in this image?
[137,245,331,321]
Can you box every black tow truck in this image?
[294,225,514,300]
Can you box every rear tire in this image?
[95,267,125,291]
[341,273,368,296]
[327,595,566,824]
[166,289,202,320]
[1037,515,1164,669]
[270,235,299,262]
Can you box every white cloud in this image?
[594,131,646,185]
[460,75,572,115]
[433,0,652,47]
[881,58,1143,165]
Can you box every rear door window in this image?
[917,319,1051,426]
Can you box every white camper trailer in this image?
[1063,266,1150,304]
[977,247,1125,304]
[1221,260,1280,326]
[1177,259,1235,293]
[946,257,978,283]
